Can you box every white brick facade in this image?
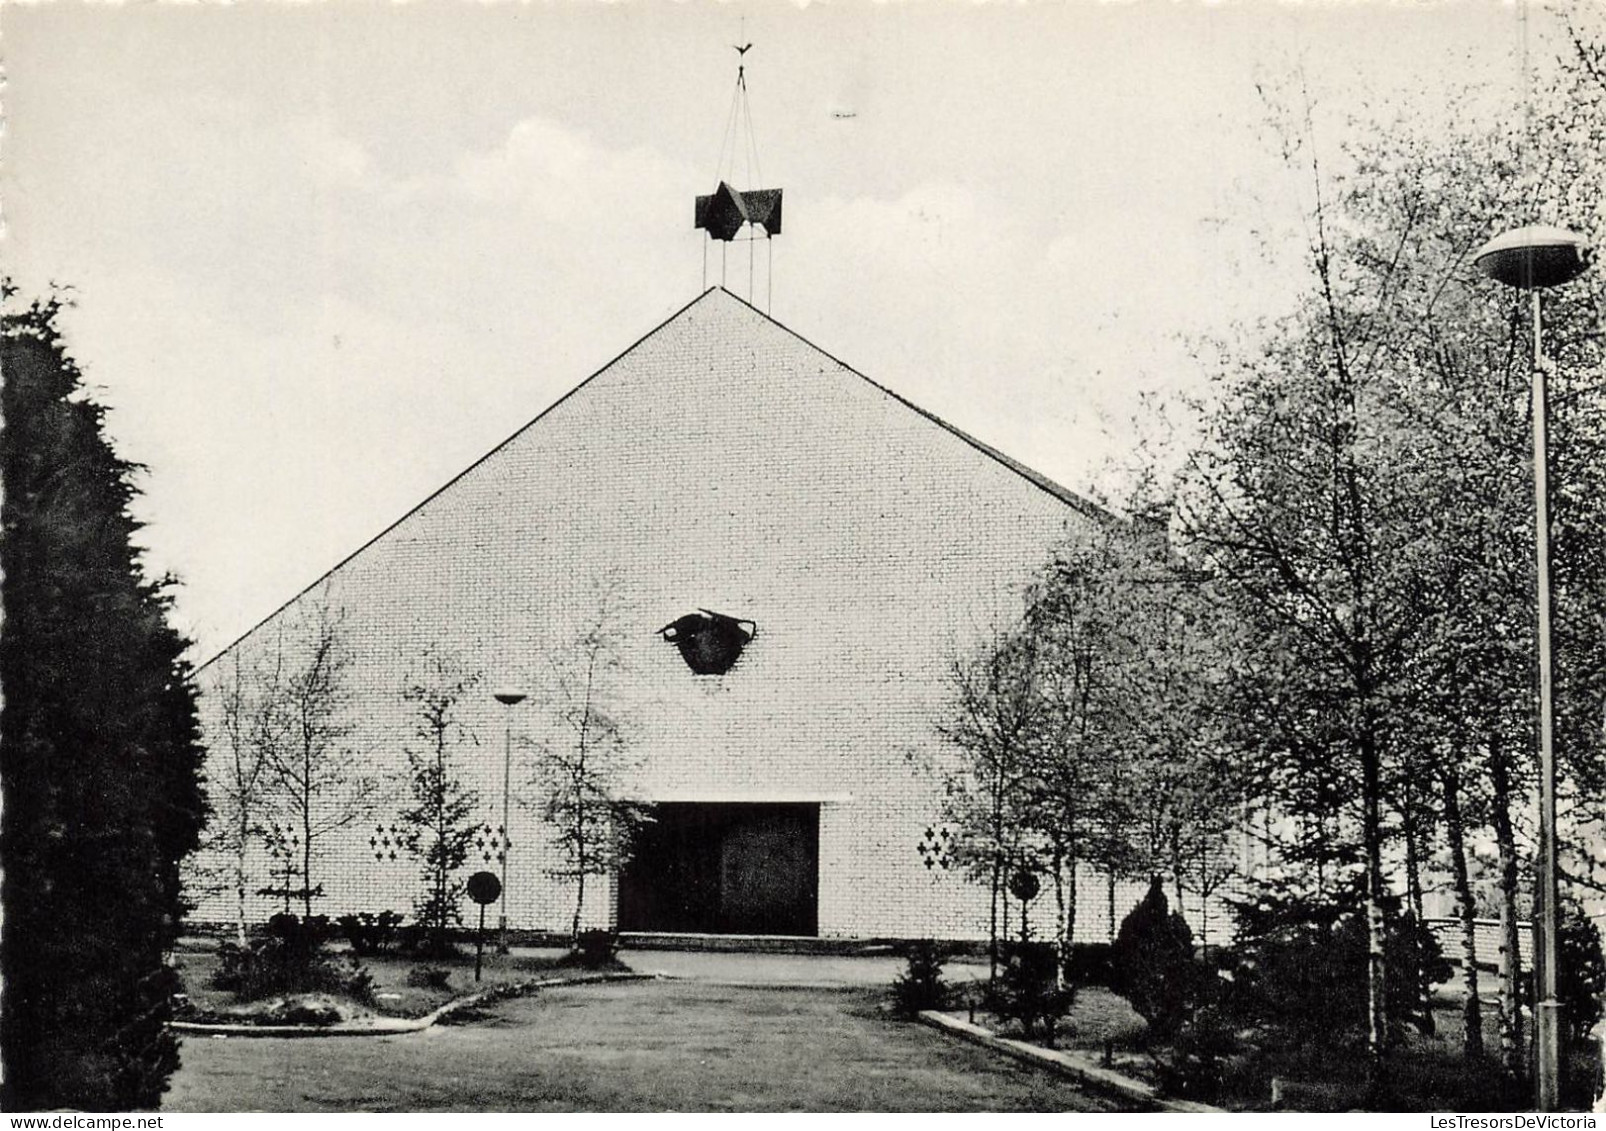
[189,287,1143,941]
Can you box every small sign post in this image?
[1009,869,1040,944]
[466,871,503,983]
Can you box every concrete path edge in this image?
[171,971,659,1039]
[917,1010,1223,1114]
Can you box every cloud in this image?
[284,117,376,190]
[455,117,611,204]
[436,115,702,235]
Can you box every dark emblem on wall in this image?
[917,825,955,872]
[658,609,757,675]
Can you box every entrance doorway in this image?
[618,803,819,936]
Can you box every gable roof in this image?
[724,288,1106,521]
[201,286,1109,669]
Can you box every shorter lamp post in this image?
[492,687,527,953]
[1473,223,1593,1114]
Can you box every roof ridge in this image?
[706,286,1111,522]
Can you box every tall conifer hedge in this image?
[1,290,209,1110]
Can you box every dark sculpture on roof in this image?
[658,609,757,675]
[695,182,783,243]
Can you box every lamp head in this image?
[1474,225,1592,290]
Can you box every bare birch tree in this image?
[525,580,648,944]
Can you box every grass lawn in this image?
[164,980,1125,1112]
[173,938,610,1023]
[950,983,1153,1077]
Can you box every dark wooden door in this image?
[618,803,818,936]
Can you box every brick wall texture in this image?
[188,287,1172,941]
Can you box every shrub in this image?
[1386,910,1451,1036]
[338,911,404,957]
[1560,898,1606,1047]
[1112,877,1200,1041]
[260,999,341,1027]
[891,940,948,1016]
[212,940,374,1004]
[1563,1033,1603,1113]
[949,976,991,1023]
[1150,1000,1236,1103]
[346,958,376,1005]
[1219,878,1449,1051]
[1064,942,1116,989]
[573,930,619,969]
[406,965,453,991]
[1217,892,1353,1050]
[406,926,461,961]
[212,914,373,1004]
[991,940,1074,1045]
[266,911,335,952]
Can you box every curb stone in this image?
[917,1010,1224,1114]
[171,971,659,1038]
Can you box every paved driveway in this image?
[618,948,992,987]
[166,980,1119,1112]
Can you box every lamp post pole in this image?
[1528,283,1563,1115]
[1473,225,1592,1113]
[492,688,527,954]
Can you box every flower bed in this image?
[172,938,628,1026]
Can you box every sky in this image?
[2,0,1586,660]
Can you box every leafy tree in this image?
[941,520,1241,977]
[203,650,279,946]
[0,288,208,1109]
[939,616,1051,977]
[1019,529,1136,955]
[1174,38,1606,1085]
[1092,525,1245,942]
[1175,220,1425,1081]
[397,648,483,957]
[525,579,648,943]
[255,600,379,917]
[1035,519,1244,944]
[1438,761,1487,1059]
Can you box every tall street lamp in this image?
[492,687,527,953]
[1473,223,1593,1113]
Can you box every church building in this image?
[186,280,1150,943]
[188,60,1160,941]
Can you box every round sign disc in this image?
[466,870,502,905]
[1008,869,1040,902]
